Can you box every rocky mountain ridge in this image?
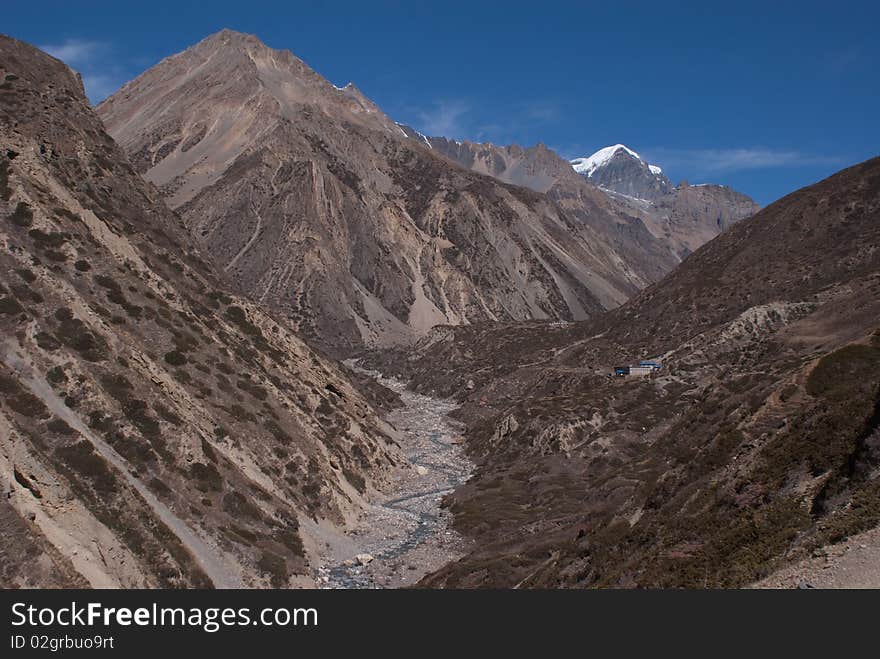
[98,30,681,354]
[97,30,755,355]
[426,138,760,263]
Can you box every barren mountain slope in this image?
[603,180,761,259]
[0,35,401,588]
[370,158,880,587]
[99,30,674,354]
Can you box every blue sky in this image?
[4,1,878,204]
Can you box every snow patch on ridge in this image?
[394,122,433,149]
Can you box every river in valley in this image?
[314,365,473,588]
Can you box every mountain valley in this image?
[1,27,877,591]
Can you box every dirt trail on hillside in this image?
[1,340,243,589]
[313,364,472,588]
[753,526,880,589]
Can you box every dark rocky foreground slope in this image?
[369,157,880,587]
[0,35,403,588]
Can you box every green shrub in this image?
[0,296,24,315]
[226,403,255,422]
[237,378,267,401]
[257,551,289,588]
[221,491,263,520]
[0,160,9,200]
[153,401,181,425]
[46,365,67,385]
[54,441,117,495]
[99,373,132,401]
[88,410,112,432]
[0,374,49,418]
[149,477,173,498]
[36,331,60,351]
[265,419,291,443]
[164,350,187,366]
[94,274,119,291]
[171,330,199,353]
[9,201,33,227]
[54,312,107,362]
[15,268,36,283]
[28,228,67,247]
[343,467,367,494]
[121,398,161,439]
[273,527,305,557]
[200,437,217,462]
[47,417,76,435]
[190,462,223,492]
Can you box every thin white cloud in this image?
[642,147,844,174]
[523,100,560,123]
[416,99,470,138]
[41,39,103,66]
[39,38,126,103]
[406,97,561,143]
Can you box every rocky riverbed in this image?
[314,365,473,588]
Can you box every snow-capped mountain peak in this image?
[570,144,672,201]
[570,144,642,177]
